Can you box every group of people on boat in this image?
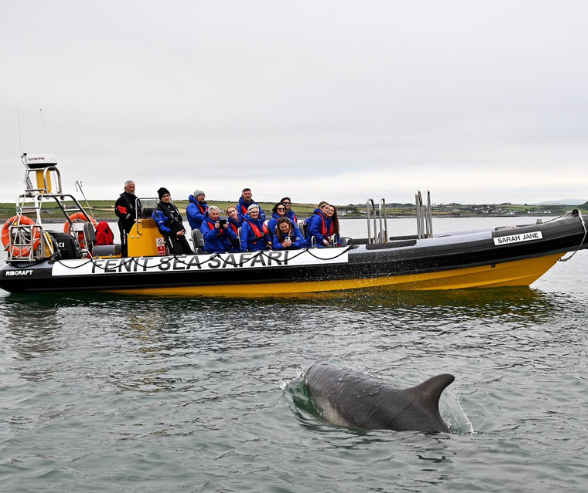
[114,182,341,256]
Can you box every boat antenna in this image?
[75,180,96,221]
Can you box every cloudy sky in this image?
[1,1,587,206]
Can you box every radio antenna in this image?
[76,180,96,221]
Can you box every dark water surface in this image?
[1,219,587,492]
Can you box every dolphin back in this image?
[305,364,454,433]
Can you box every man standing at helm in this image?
[114,180,138,257]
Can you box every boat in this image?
[1,154,587,295]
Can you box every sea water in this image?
[1,217,587,492]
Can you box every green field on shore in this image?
[1,199,586,222]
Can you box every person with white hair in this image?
[200,206,239,253]
[240,204,271,252]
[114,180,138,257]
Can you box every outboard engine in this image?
[47,231,81,260]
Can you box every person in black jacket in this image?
[114,180,138,256]
[152,187,193,255]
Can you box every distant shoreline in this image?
[1,213,563,223]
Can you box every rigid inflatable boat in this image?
[1,154,587,295]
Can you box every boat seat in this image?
[298,222,307,238]
[192,229,205,253]
[84,221,96,243]
[93,244,122,257]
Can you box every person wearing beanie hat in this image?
[187,189,208,230]
[152,188,193,255]
[114,180,138,257]
[157,187,170,199]
[236,187,266,223]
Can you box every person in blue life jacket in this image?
[240,204,272,252]
[152,187,194,255]
[268,202,287,235]
[186,189,208,230]
[272,217,308,251]
[200,206,239,253]
[236,188,266,222]
[306,201,335,248]
[225,205,242,250]
[280,197,298,224]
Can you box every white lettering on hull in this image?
[51,249,349,277]
[494,231,543,246]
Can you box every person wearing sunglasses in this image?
[279,197,298,224]
[268,202,287,235]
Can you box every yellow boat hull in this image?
[106,253,563,297]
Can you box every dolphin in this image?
[305,363,454,433]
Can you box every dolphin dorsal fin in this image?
[411,374,455,411]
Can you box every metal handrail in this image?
[378,199,388,242]
[366,199,376,244]
[415,190,433,239]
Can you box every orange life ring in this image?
[1,215,41,257]
[63,212,98,233]
[64,213,98,250]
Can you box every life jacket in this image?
[95,221,114,245]
[196,202,208,215]
[155,201,185,234]
[317,211,334,236]
[286,210,298,224]
[116,192,138,222]
[245,218,269,243]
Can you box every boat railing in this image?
[366,198,389,244]
[6,223,54,262]
[415,190,433,239]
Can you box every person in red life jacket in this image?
[236,188,266,222]
[240,204,272,252]
[187,189,208,230]
[306,201,334,248]
[95,221,115,245]
[268,202,287,235]
[273,217,308,250]
[152,187,194,255]
[200,206,239,254]
[325,204,341,246]
[114,180,138,257]
[280,197,298,224]
[225,205,243,251]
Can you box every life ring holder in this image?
[1,215,41,257]
[64,212,98,250]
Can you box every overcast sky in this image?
[1,1,587,206]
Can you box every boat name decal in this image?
[51,249,349,277]
[493,231,543,246]
[4,270,34,276]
